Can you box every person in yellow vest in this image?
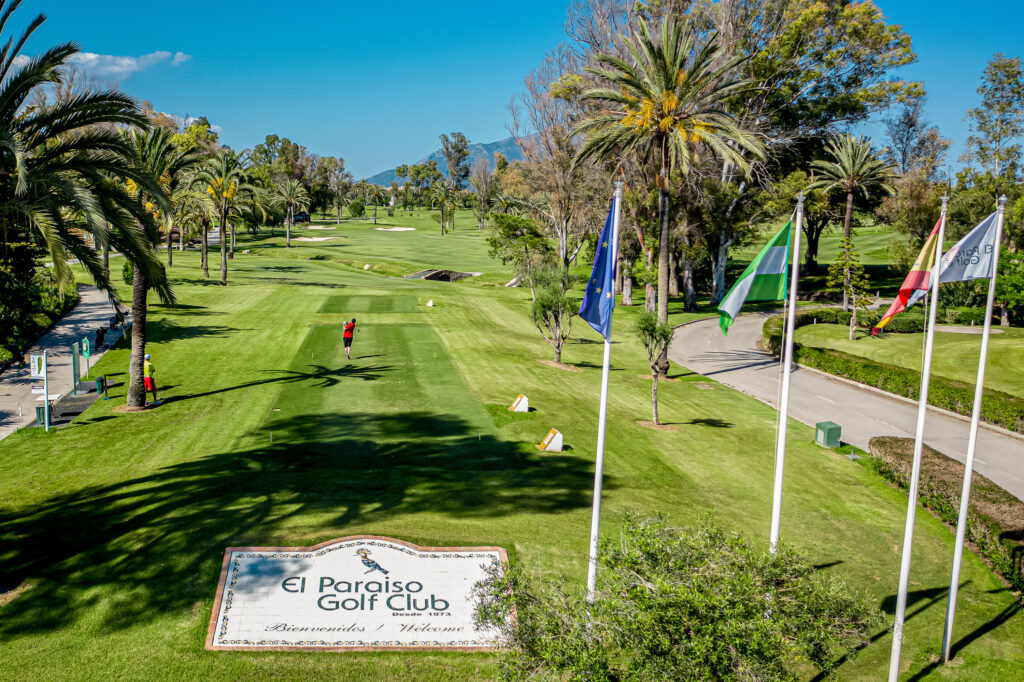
[143,353,161,405]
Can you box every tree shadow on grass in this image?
[686,418,732,428]
[906,601,1021,680]
[0,411,599,637]
[811,583,970,681]
[163,363,390,404]
[145,319,244,343]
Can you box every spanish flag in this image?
[873,218,942,335]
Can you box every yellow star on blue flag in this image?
[579,198,618,339]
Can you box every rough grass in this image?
[0,216,1021,680]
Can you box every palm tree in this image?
[574,16,763,336]
[273,178,310,247]
[494,191,523,215]
[238,185,272,236]
[192,151,254,284]
[122,128,204,407]
[809,134,895,309]
[430,180,459,234]
[0,1,172,308]
[368,184,387,224]
[172,182,215,258]
[125,129,204,269]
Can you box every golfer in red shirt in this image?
[343,318,356,360]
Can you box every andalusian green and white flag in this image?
[718,220,792,335]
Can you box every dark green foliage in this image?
[869,437,1024,593]
[487,213,552,293]
[531,268,576,363]
[474,515,879,681]
[347,199,365,218]
[0,242,77,363]
[998,251,1024,325]
[121,260,134,287]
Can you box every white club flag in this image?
[939,211,999,283]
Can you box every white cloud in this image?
[64,50,192,79]
[11,55,29,68]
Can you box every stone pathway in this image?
[0,285,121,440]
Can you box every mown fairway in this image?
[0,212,1021,680]
[796,323,1024,399]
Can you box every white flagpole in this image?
[940,195,1006,663]
[586,180,623,603]
[889,195,948,681]
[43,350,50,432]
[769,195,805,553]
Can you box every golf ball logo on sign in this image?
[206,536,507,651]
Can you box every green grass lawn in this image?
[1,218,1021,680]
[795,324,1024,399]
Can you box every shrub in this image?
[121,260,134,287]
[0,252,78,364]
[474,515,880,680]
[347,199,365,218]
[944,306,991,326]
[869,437,1024,593]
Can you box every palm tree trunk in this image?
[219,210,228,285]
[102,242,109,277]
[651,370,660,425]
[286,205,292,248]
[843,191,854,311]
[201,221,209,277]
[179,223,185,255]
[127,267,148,408]
[622,271,633,306]
[656,149,671,378]
[668,249,679,296]
[167,226,173,267]
[229,221,235,259]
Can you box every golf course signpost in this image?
[206,536,506,651]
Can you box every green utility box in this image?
[816,421,842,448]
[35,405,46,426]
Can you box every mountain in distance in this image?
[366,136,524,186]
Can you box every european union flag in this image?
[579,199,617,339]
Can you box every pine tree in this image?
[827,238,874,340]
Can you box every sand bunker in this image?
[308,226,336,230]
[374,227,416,231]
[292,236,342,242]
[404,269,481,282]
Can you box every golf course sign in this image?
[206,536,507,651]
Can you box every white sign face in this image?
[206,536,506,651]
[29,353,44,378]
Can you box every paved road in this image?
[0,285,119,440]
[669,313,1024,501]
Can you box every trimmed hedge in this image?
[795,346,1024,433]
[869,437,1023,594]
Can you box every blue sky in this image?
[23,1,1024,178]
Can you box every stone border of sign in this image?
[205,535,509,652]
